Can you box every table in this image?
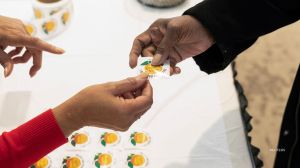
[0,0,253,167]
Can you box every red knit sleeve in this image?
[0,109,67,168]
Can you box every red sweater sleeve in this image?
[0,109,67,168]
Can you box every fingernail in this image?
[139,72,149,79]
[175,67,181,74]
[142,72,149,77]
[152,54,162,65]
[3,62,13,78]
[56,47,65,53]
[3,64,12,78]
[129,58,136,69]
[4,68,8,78]
[30,71,37,78]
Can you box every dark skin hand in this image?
[129,15,215,75]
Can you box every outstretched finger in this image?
[8,35,64,54]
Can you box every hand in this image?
[53,73,153,137]
[0,15,65,77]
[129,15,215,75]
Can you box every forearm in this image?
[52,99,85,137]
[0,109,67,168]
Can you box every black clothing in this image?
[184,0,299,74]
[275,66,300,168]
[184,0,300,167]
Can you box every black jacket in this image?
[184,0,300,167]
[184,0,299,74]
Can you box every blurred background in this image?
[235,21,300,168]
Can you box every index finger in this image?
[129,31,152,69]
[9,35,65,54]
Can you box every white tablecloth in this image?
[0,0,253,167]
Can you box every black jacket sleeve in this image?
[183,0,300,74]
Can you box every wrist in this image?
[52,101,85,137]
[188,15,215,46]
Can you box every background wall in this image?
[235,21,300,168]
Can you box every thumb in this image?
[152,24,178,65]
[0,50,13,77]
[112,73,148,95]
